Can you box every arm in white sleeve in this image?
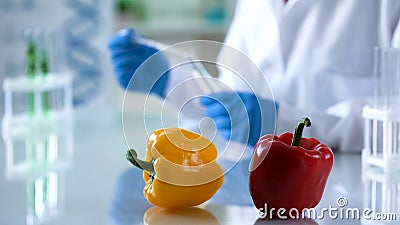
[276,99,371,152]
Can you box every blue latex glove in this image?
[107,29,169,98]
[200,92,278,146]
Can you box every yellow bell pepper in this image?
[126,128,224,208]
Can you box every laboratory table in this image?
[0,104,397,225]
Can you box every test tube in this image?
[25,31,36,118]
[374,47,400,110]
[130,32,219,94]
[373,48,400,158]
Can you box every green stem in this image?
[291,117,311,146]
[126,149,154,173]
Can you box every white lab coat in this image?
[162,0,400,155]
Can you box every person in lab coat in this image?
[108,0,400,206]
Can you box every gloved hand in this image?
[107,28,169,98]
[200,92,278,146]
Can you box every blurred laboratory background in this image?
[0,0,236,116]
[0,1,236,225]
[111,0,237,116]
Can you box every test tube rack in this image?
[2,74,74,225]
[362,105,400,173]
[2,73,73,134]
[2,73,74,177]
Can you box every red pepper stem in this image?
[291,117,311,146]
[126,149,155,173]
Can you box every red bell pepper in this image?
[249,117,334,219]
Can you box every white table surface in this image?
[0,103,397,225]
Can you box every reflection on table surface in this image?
[143,207,220,225]
[0,105,398,225]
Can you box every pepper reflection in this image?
[253,218,318,225]
[144,206,220,225]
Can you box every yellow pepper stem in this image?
[126,149,155,173]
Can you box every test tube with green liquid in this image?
[27,38,36,118]
[40,49,50,117]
